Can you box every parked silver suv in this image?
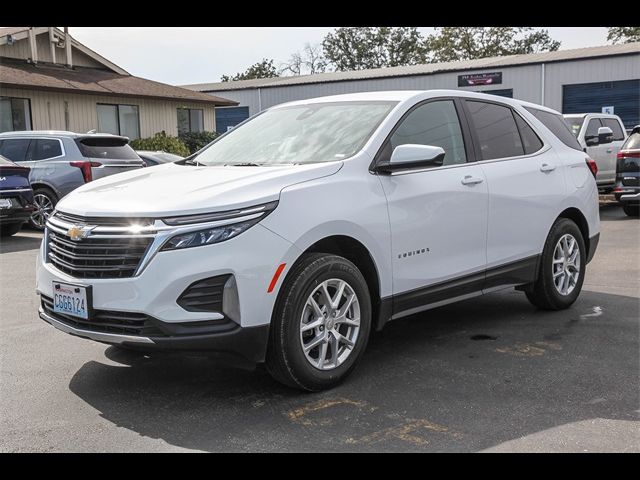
[0,131,144,229]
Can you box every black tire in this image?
[525,218,586,310]
[622,205,640,217]
[266,253,372,391]
[0,223,22,237]
[29,187,57,230]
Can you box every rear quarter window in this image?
[525,108,583,151]
[76,137,139,160]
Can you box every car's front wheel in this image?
[266,253,372,391]
[525,218,586,310]
[29,188,57,230]
[622,205,639,217]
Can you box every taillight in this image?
[617,151,640,159]
[70,161,102,183]
[585,157,598,179]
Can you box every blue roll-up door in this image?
[476,89,513,98]
[563,80,640,130]
[215,106,250,134]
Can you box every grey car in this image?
[0,131,144,229]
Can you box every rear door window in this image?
[466,100,524,160]
[76,137,139,160]
[525,108,583,151]
[602,118,625,141]
[0,138,31,162]
[31,139,63,160]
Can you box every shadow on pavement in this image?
[68,288,639,452]
[0,232,43,254]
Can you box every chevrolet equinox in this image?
[37,91,600,391]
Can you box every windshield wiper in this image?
[224,162,263,167]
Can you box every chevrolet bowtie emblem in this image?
[66,225,95,241]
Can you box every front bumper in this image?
[39,307,270,363]
[37,221,302,361]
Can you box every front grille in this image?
[41,295,165,336]
[47,230,152,279]
[177,275,230,312]
[54,211,153,227]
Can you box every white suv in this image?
[37,90,600,391]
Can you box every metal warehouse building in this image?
[182,43,640,134]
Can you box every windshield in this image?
[564,117,585,138]
[192,101,397,166]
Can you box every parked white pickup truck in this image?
[564,113,628,191]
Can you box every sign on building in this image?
[458,72,503,87]
[601,106,615,115]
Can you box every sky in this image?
[69,27,610,86]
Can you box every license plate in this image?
[0,198,11,209]
[52,282,90,320]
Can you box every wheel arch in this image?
[557,207,591,258]
[277,234,390,332]
[30,182,59,200]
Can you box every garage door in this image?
[563,80,640,130]
[476,89,513,98]
[215,106,250,134]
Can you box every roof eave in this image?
[0,81,238,106]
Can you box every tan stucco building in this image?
[0,27,236,138]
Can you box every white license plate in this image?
[0,198,11,209]
[52,282,90,320]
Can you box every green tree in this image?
[322,27,429,71]
[426,27,561,62]
[607,27,640,44]
[221,59,278,82]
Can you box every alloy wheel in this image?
[299,278,361,370]
[552,233,581,296]
[31,193,54,229]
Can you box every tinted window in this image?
[0,138,31,162]
[514,113,544,154]
[467,101,523,160]
[525,108,583,151]
[77,137,139,160]
[622,132,640,151]
[602,118,625,141]
[382,100,467,167]
[31,139,62,160]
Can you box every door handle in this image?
[461,175,484,185]
[606,149,613,154]
[540,163,556,173]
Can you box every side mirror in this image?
[598,126,614,145]
[377,144,446,173]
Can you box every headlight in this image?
[161,219,259,251]
[160,201,277,251]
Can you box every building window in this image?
[96,103,140,140]
[0,97,32,133]
[177,108,204,134]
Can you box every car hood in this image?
[56,161,343,217]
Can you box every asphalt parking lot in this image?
[0,204,638,452]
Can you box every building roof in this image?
[0,58,238,105]
[182,42,640,92]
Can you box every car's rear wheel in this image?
[29,188,57,230]
[0,223,22,237]
[622,205,639,217]
[525,218,586,310]
[266,253,371,391]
